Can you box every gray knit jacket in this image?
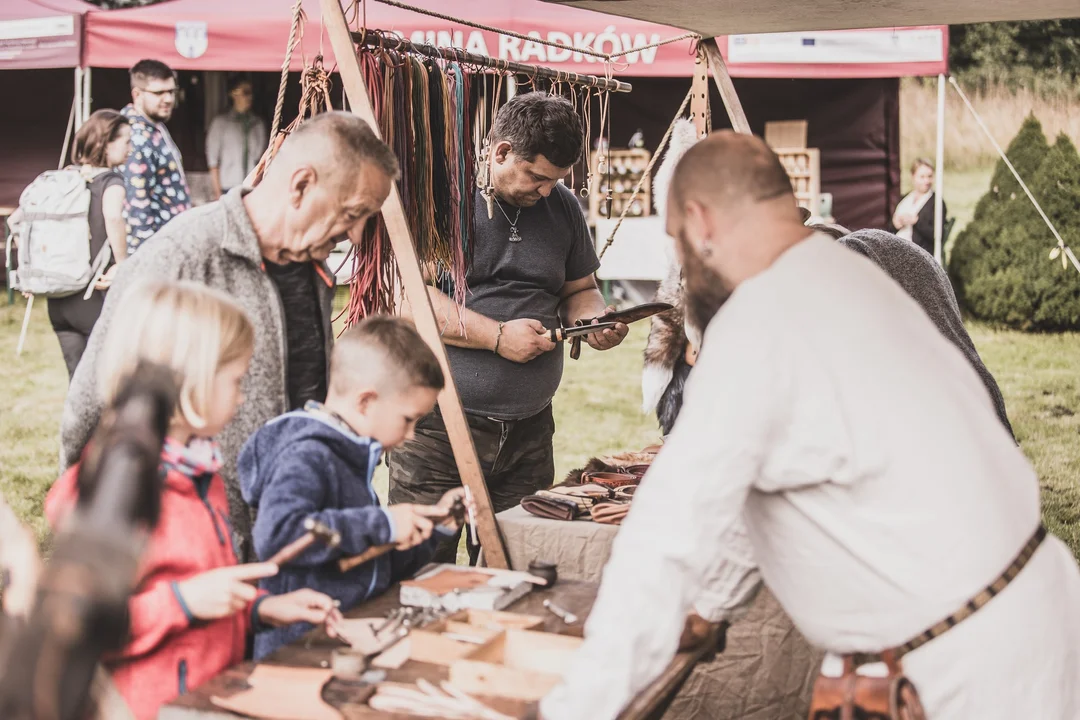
[59,188,335,560]
[839,229,1014,438]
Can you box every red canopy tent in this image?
[76,0,946,78]
[0,0,948,227]
[0,0,88,70]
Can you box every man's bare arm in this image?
[400,285,556,364]
[400,285,499,351]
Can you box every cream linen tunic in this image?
[541,234,1080,720]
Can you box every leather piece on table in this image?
[582,471,639,489]
[590,502,631,525]
[402,568,493,595]
[562,447,659,485]
[210,666,342,720]
[521,494,579,521]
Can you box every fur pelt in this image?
[641,118,702,429]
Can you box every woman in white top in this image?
[891,157,946,256]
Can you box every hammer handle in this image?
[266,533,316,567]
[338,542,395,573]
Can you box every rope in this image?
[372,0,696,62]
[271,0,305,140]
[948,77,1080,276]
[598,86,694,260]
[607,32,699,60]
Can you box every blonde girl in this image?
[45,280,338,720]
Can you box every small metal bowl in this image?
[528,560,558,588]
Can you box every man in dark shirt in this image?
[390,92,629,563]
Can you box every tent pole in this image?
[320,0,511,569]
[701,38,751,135]
[933,73,946,266]
[59,96,76,170]
[74,67,83,131]
[83,66,92,123]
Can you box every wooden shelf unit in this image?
[776,147,820,217]
[587,147,652,224]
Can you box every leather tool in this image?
[568,302,675,359]
[338,499,465,573]
[542,599,578,625]
[547,321,619,343]
[246,517,340,584]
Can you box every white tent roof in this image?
[545,0,1080,36]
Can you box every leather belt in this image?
[850,523,1046,667]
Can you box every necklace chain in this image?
[493,197,523,243]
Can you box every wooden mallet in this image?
[338,498,465,573]
[254,518,340,580]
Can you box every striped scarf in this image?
[160,437,223,478]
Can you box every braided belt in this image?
[851,524,1047,667]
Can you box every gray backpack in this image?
[5,167,111,299]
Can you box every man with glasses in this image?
[206,76,268,201]
[121,59,192,254]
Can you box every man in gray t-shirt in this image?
[390,92,628,563]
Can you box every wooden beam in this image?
[320,0,510,569]
[701,38,752,135]
[689,48,709,140]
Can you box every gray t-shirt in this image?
[446,184,600,420]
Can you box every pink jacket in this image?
[46,460,258,720]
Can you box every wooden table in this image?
[160,579,713,720]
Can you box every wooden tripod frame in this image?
[691,39,753,137]
[319,0,752,571]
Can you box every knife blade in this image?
[593,301,675,326]
[548,321,620,343]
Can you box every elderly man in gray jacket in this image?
[60,111,398,560]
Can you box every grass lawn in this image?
[1,293,1078,562]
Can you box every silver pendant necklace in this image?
[493,197,523,243]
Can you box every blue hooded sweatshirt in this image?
[239,402,443,660]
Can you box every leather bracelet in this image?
[493,321,505,355]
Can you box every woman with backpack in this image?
[10,109,131,378]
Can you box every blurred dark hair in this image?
[490,92,583,168]
[72,109,128,168]
[129,59,176,88]
[227,74,253,94]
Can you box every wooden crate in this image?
[765,120,808,150]
[449,629,584,701]
[588,147,652,223]
[776,147,820,217]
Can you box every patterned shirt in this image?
[120,104,192,254]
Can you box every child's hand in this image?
[434,488,472,532]
[258,589,341,628]
[386,504,436,549]
[174,563,278,621]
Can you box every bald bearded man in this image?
[59,112,398,560]
[541,133,1080,719]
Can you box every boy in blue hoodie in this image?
[239,316,468,659]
